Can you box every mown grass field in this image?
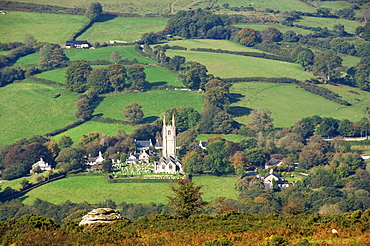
[295,16,362,34]
[21,175,238,205]
[197,134,250,143]
[94,90,204,123]
[230,82,370,128]
[161,39,266,53]
[0,81,79,147]
[51,122,136,144]
[341,55,361,68]
[79,16,168,43]
[307,0,351,10]
[0,11,87,44]
[166,50,314,81]
[65,46,155,63]
[233,24,313,35]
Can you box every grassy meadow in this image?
[0,81,79,147]
[10,0,197,15]
[21,175,238,205]
[51,122,136,144]
[65,46,155,63]
[219,0,314,12]
[233,24,313,35]
[94,90,204,123]
[79,16,168,43]
[161,39,266,53]
[295,16,362,34]
[166,50,314,80]
[230,82,370,128]
[0,11,87,44]
[307,0,351,10]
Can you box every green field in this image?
[0,81,79,147]
[161,39,266,53]
[295,17,362,34]
[166,50,314,80]
[10,0,199,15]
[79,16,168,43]
[0,11,87,44]
[20,175,238,205]
[94,90,204,123]
[341,55,361,68]
[197,134,250,143]
[16,52,40,67]
[51,121,136,144]
[216,0,314,12]
[230,82,369,128]
[307,0,351,10]
[65,46,155,63]
[145,66,184,87]
[233,24,313,35]
[35,68,67,84]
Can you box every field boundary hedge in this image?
[0,1,85,15]
[27,75,64,87]
[105,174,181,183]
[224,77,351,106]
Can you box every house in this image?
[65,40,91,49]
[126,149,155,164]
[265,158,283,169]
[135,139,153,151]
[260,169,291,190]
[84,151,104,165]
[30,158,52,173]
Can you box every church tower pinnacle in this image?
[162,114,177,159]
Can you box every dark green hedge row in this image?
[92,116,127,125]
[0,42,23,51]
[0,46,35,68]
[0,1,85,15]
[222,77,300,84]
[27,75,64,87]
[298,82,351,106]
[106,175,179,183]
[190,48,293,62]
[69,20,94,41]
[45,120,85,137]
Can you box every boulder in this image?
[79,208,123,226]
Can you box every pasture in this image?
[215,0,315,12]
[161,39,266,53]
[35,68,67,84]
[295,17,362,34]
[10,0,197,15]
[165,50,314,81]
[94,90,204,123]
[0,11,87,44]
[51,122,136,144]
[230,82,370,128]
[0,81,79,147]
[16,52,40,67]
[79,16,169,43]
[233,24,313,35]
[65,46,155,64]
[21,175,238,205]
[307,0,351,10]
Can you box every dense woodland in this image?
[1,0,370,244]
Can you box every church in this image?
[154,115,182,174]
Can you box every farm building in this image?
[65,40,91,49]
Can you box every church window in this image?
[169,164,173,169]
[168,130,171,135]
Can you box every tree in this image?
[38,44,69,70]
[204,86,230,111]
[65,61,92,93]
[355,64,370,90]
[167,178,205,218]
[168,55,186,71]
[316,117,340,138]
[140,32,159,44]
[108,64,126,92]
[282,30,299,42]
[75,97,93,120]
[58,135,73,149]
[247,107,274,136]
[87,67,112,94]
[101,159,112,173]
[23,34,37,47]
[110,51,121,63]
[234,27,261,47]
[276,133,304,154]
[85,2,102,21]
[126,64,147,90]
[55,147,85,171]
[123,102,144,124]
[312,51,342,81]
[179,61,210,90]
[182,151,204,174]
[205,139,232,175]
[163,106,200,132]
[260,27,282,42]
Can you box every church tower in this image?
[162,115,177,158]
